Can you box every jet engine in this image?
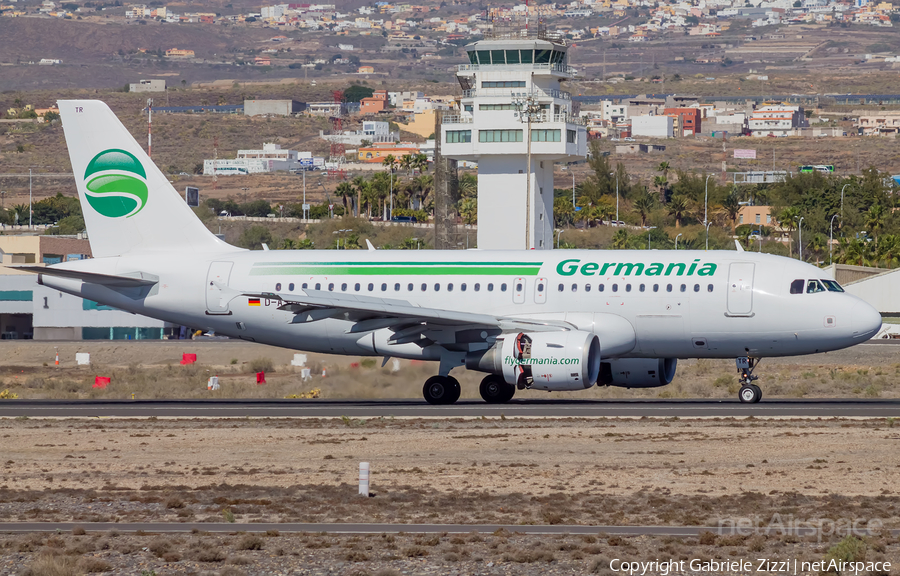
[466,331,601,391]
[598,358,677,388]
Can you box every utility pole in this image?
[512,89,543,250]
[147,98,153,158]
[213,135,218,190]
[29,168,32,229]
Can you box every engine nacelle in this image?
[598,358,677,388]
[466,331,601,391]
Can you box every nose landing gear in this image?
[736,357,762,403]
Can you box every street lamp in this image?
[840,183,849,225]
[797,216,804,261]
[557,229,563,249]
[647,226,657,249]
[675,232,682,250]
[333,228,352,249]
[610,171,619,225]
[512,93,544,250]
[705,221,713,250]
[704,174,713,225]
[829,214,838,264]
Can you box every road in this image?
[0,522,894,537]
[2,398,900,418]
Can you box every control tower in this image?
[441,28,587,250]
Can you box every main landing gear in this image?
[423,375,461,405]
[736,357,762,403]
[479,374,516,404]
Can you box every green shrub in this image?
[249,357,274,373]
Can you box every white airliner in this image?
[22,100,883,404]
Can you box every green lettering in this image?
[615,262,644,276]
[557,259,580,276]
[600,262,615,275]
[645,263,664,276]
[688,259,700,275]
[581,262,599,276]
[698,263,717,276]
[665,262,686,276]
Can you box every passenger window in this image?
[275,283,282,291]
[302,283,308,290]
[368,283,374,291]
[501,283,507,292]
[790,279,805,294]
[289,283,295,291]
[315,283,321,290]
[355,283,361,291]
[585,284,591,292]
[488,283,494,292]
[598,284,605,292]
[694,284,700,292]
[639,284,645,292]
[807,280,825,294]
[572,283,578,292]
[707,284,714,292]
[448,283,454,292]
[394,283,400,291]
[328,283,334,291]
[381,283,387,291]
[558,284,564,292]
[666,284,672,292]
[625,284,632,292]
[462,283,467,291]
[653,284,659,292]
[407,283,414,291]
[535,282,542,292]
[680,284,686,292]
[612,284,618,293]
[341,283,347,291]
[474,283,481,292]
[516,282,523,292]
[434,283,440,292]
[421,283,427,291]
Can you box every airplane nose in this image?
[851,300,882,339]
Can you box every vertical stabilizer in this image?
[58,100,233,257]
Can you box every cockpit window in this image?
[790,279,805,294]
[822,279,845,293]
[806,280,826,294]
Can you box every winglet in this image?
[734,239,744,252]
[366,239,376,251]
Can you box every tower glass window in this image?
[446,130,472,143]
[479,130,523,143]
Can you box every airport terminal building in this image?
[0,234,170,340]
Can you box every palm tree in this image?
[808,233,828,265]
[458,197,477,225]
[865,204,885,246]
[399,154,413,177]
[721,192,742,233]
[777,207,800,258]
[612,229,629,249]
[351,175,367,218]
[458,172,477,199]
[842,238,871,266]
[412,153,428,174]
[656,161,670,203]
[632,193,655,228]
[595,197,615,225]
[667,194,690,228]
[412,174,433,212]
[877,234,900,268]
[335,182,354,216]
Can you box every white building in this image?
[203,159,269,175]
[203,143,306,175]
[441,33,587,250]
[749,103,807,137]
[602,100,628,122]
[632,115,674,138]
[129,79,166,93]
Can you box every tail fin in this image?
[59,100,232,258]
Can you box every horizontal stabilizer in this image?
[14,266,158,287]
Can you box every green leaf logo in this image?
[83,149,148,218]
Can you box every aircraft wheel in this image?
[739,385,761,403]
[479,375,515,404]
[423,376,460,405]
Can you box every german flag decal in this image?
[248,298,261,307]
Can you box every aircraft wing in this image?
[243,289,573,342]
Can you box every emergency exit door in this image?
[727,262,755,316]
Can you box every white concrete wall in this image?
[477,156,553,250]
[632,115,673,138]
[843,269,900,315]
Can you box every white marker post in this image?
[359,462,370,497]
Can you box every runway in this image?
[0,522,895,537]
[2,398,900,418]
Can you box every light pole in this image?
[557,229,563,249]
[572,172,576,208]
[705,221,712,250]
[333,228,352,249]
[388,161,394,221]
[28,168,32,229]
[840,183,848,225]
[647,226,657,249]
[797,216,804,261]
[704,174,713,225]
[675,233,682,250]
[610,171,620,225]
[829,214,838,264]
[512,92,543,250]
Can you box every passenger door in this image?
[727,262,755,316]
[206,261,234,315]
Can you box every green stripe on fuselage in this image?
[250,265,541,276]
[253,261,542,267]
